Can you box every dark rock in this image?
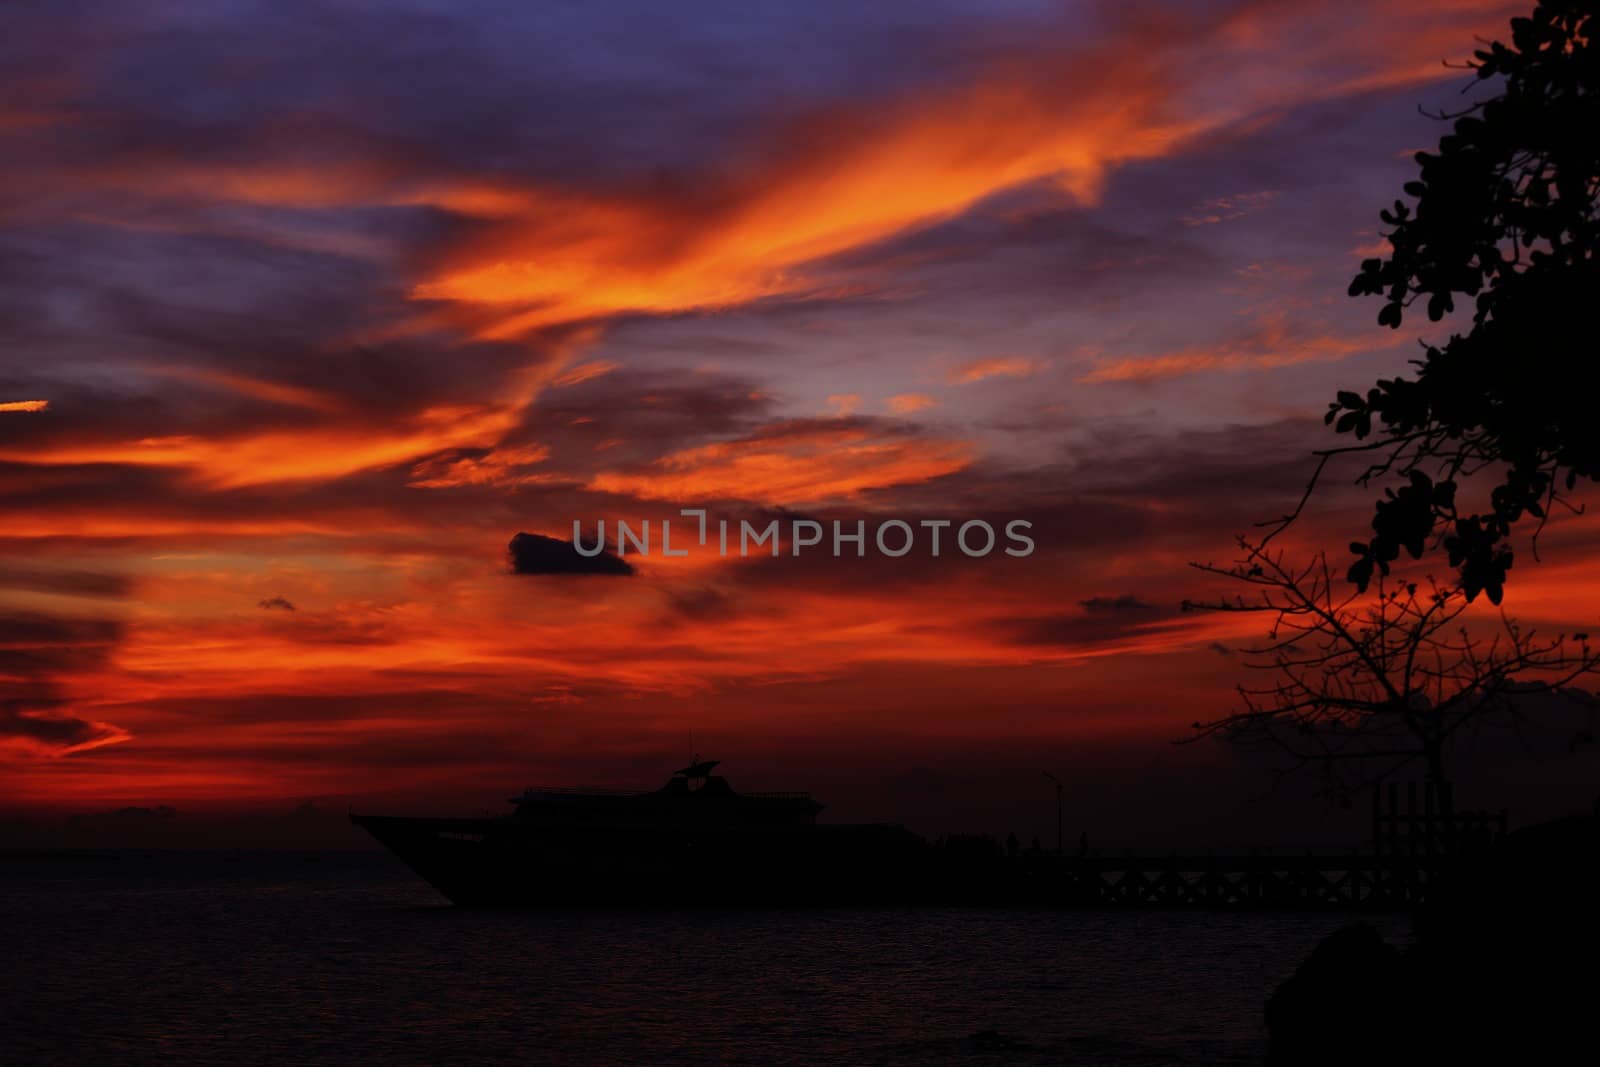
[1268,816,1600,1063]
[1265,922,1407,1065]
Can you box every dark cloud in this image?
[0,613,122,646]
[527,369,774,474]
[663,585,737,620]
[258,596,296,611]
[0,566,131,598]
[0,645,115,677]
[258,615,401,648]
[0,612,125,677]
[0,700,128,752]
[508,531,633,576]
[1002,612,1185,649]
[1000,592,1188,649]
[0,611,131,751]
[0,0,1034,198]
[1079,594,1162,615]
[0,222,557,442]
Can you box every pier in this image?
[967,782,1510,911]
[1044,850,1439,910]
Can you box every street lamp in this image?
[1042,771,1063,856]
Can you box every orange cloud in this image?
[827,394,862,416]
[0,330,598,489]
[0,0,1517,363]
[589,422,971,505]
[0,405,522,488]
[0,511,414,542]
[0,1,1518,350]
[887,393,937,414]
[406,36,1214,336]
[1348,236,1391,259]
[151,367,345,414]
[1077,320,1379,384]
[0,400,49,413]
[552,361,620,388]
[407,443,552,489]
[948,357,1044,385]
[402,1,1520,338]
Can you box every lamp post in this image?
[1042,771,1063,856]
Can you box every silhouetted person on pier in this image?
[1078,831,1088,857]
[1006,832,1019,858]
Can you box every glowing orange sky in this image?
[1,0,1593,831]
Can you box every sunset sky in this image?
[2,0,1594,842]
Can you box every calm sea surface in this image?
[1,851,1407,1065]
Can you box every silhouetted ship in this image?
[351,759,925,905]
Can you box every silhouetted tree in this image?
[1184,535,1600,813]
[1304,0,1598,603]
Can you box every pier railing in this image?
[937,782,1508,910]
[941,846,1493,910]
[1372,780,1507,860]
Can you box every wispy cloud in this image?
[827,394,862,416]
[1179,190,1277,227]
[887,393,937,414]
[589,419,970,505]
[552,361,620,388]
[1078,320,1378,384]
[947,357,1044,385]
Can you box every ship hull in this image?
[351,813,930,906]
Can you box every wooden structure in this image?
[987,781,1508,910]
[1371,780,1507,861]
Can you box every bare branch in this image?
[1185,533,1600,807]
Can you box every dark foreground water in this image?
[1,850,1407,1065]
